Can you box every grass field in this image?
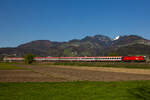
[0,63,26,70]
[51,62,150,69]
[0,81,150,100]
[2,61,150,69]
[1,63,150,100]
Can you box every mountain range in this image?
[1,35,150,57]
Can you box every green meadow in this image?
[52,62,150,69]
[0,63,26,70]
[0,81,150,100]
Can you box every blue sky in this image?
[0,0,150,47]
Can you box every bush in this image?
[0,56,4,62]
[24,53,34,64]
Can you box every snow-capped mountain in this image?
[113,36,120,40]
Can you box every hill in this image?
[1,35,150,57]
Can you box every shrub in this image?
[0,55,4,62]
[24,53,34,64]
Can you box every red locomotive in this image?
[122,56,145,62]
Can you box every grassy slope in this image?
[51,62,150,69]
[0,63,26,70]
[0,81,150,100]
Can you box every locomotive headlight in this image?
[136,58,139,60]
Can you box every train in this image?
[3,56,146,62]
